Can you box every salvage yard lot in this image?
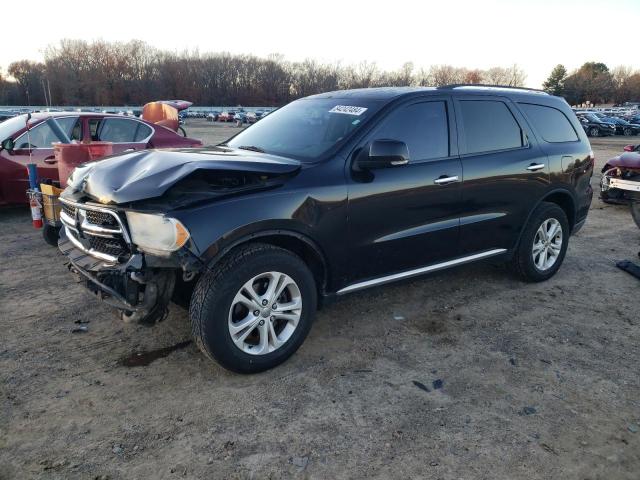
[1,124,639,479]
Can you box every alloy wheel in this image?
[532,218,563,271]
[228,271,302,355]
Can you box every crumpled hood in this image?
[603,152,640,172]
[66,147,301,204]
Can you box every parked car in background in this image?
[218,111,234,122]
[592,113,640,136]
[0,112,202,205]
[576,112,616,137]
[601,143,640,204]
[57,86,593,372]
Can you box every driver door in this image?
[345,97,463,285]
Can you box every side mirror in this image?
[1,138,14,152]
[357,140,409,170]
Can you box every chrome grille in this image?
[86,210,117,227]
[88,236,128,257]
[60,198,130,263]
[62,203,76,218]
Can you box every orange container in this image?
[54,142,113,187]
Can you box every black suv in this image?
[58,86,594,372]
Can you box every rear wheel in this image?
[190,243,317,373]
[513,202,569,282]
[624,127,633,136]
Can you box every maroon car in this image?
[0,112,202,205]
[600,144,640,204]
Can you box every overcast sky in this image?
[4,0,639,89]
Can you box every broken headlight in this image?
[125,212,190,254]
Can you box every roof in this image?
[307,85,549,102]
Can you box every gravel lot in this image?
[1,121,639,479]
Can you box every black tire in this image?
[42,224,60,246]
[513,202,570,282]
[177,126,187,137]
[624,127,633,137]
[190,243,317,373]
[631,201,640,229]
[589,127,599,137]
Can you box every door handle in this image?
[44,156,57,164]
[434,175,460,185]
[526,163,545,171]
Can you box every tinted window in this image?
[373,101,449,161]
[519,104,579,143]
[90,118,151,143]
[459,100,523,154]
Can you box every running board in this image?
[336,249,507,295]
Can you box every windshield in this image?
[226,98,383,161]
[0,114,29,141]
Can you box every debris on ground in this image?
[433,379,444,390]
[412,380,430,393]
[521,406,537,415]
[616,260,640,281]
[71,326,88,333]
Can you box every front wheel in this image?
[513,202,570,282]
[631,201,640,229]
[42,224,60,246]
[589,127,599,137]
[190,243,317,373]
[624,127,633,136]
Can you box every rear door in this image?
[88,117,153,154]
[346,97,463,283]
[453,96,550,255]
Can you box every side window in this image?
[89,118,151,143]
[14,122,60,149]
[97,118,140,143]
[134,123,153,142]
[55,117,82,141]
[373,101,449,161]
[459,100,524,154]
[519,103,579,143]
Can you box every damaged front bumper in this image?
[59,225,202,324]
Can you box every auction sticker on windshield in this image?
[329,105,368,115]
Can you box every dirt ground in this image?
[1,121,639,479]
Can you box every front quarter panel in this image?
[171,158,349,292]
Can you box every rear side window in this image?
[373,101,449,161]
[519,103,579,143]
[459,100,524,154]
[89,118,152,143]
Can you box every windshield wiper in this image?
[238,145,265,153]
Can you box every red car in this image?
[0,112,202,205]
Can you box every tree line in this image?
[0,40,528,107]
[0,40,637,107]
[542,62,640,106]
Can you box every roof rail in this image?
[437,84,548,94]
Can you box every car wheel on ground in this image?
[513,202,569,282]
[624,127,633,136]
[189,243,317,373]
[42,225,60,247]
[589,127,599,137]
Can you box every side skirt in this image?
[336,249,507,295]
